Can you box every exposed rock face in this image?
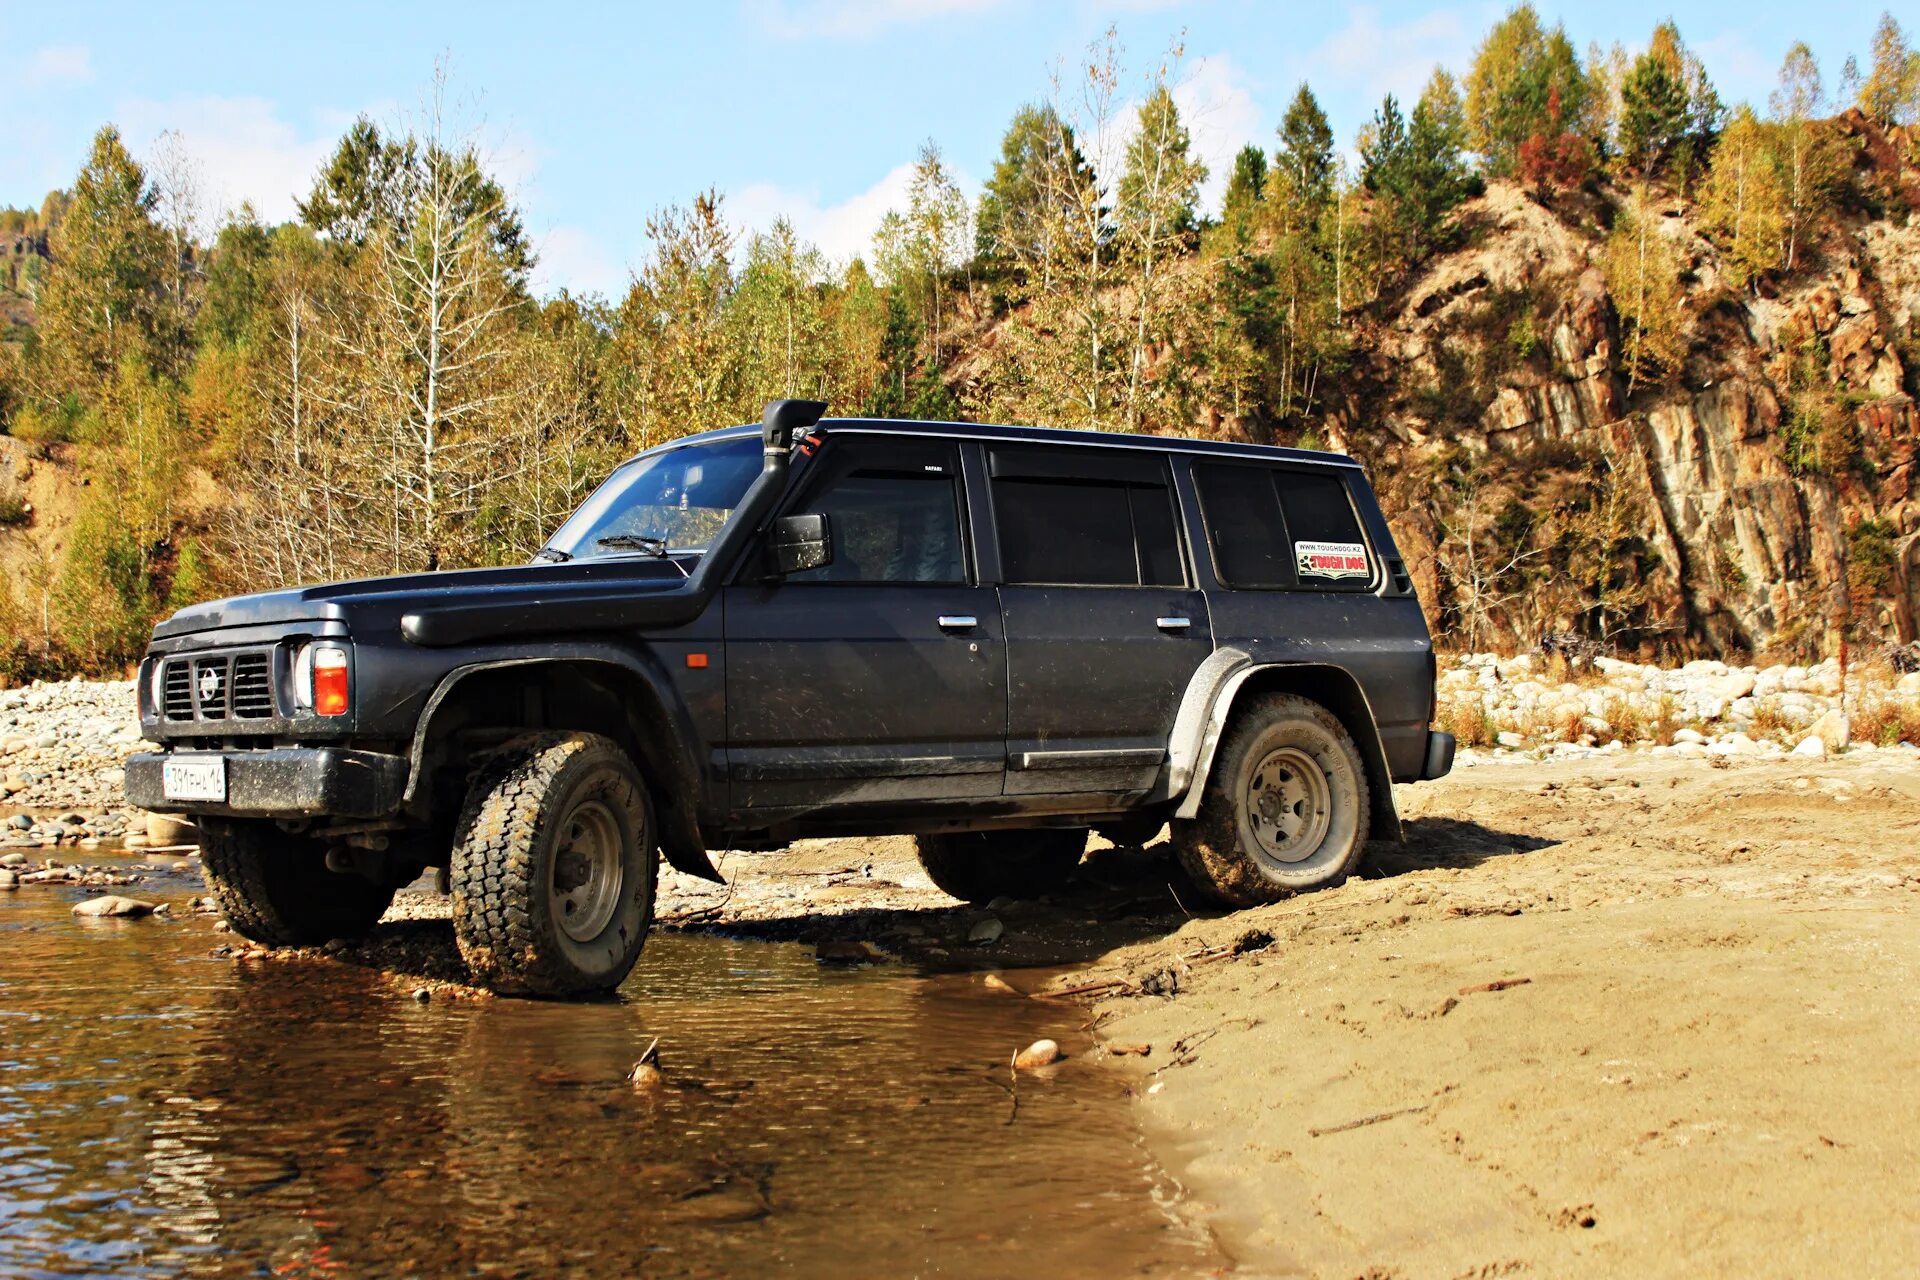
[1333,137,1920,660]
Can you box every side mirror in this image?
[770,512,832,575]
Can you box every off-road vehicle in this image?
[128,401,1453,995]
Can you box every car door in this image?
[986,443,1214,796]
[722,433,1006,812]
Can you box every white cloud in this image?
[1300,5,1476,104]
[748,0,1008,41]
[117,96,344,231]
[1171,54,1261,215]
[25,45,94,89]
[732,160,946,271]
[531,224,628,299]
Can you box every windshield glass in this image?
[544,434,762,559]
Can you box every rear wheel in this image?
[450,732,657,997]
[200,817,396,946]
[914,828,1087,904]
[1173,694,1370,906]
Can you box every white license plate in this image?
[162,756,227,802]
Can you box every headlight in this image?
[293,643,313,710]
[146,660,164,718]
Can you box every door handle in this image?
[1156,616,1192,631]
[937,615,978,630]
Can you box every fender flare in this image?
[1163,650,1401,841]
[404,652,723,883]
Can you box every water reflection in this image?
[1,878,1214,1277]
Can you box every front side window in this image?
[545,434,762,560]
[784,439,966,585]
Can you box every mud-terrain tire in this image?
[199,817,396,946]
[450,732,657,997]
[1173,694,1370,906]
[914,828,1087,903]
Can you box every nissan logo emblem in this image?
[197,668,222,702]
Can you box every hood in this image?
[152,558,695,642]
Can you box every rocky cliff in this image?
[1328,111,1920,661]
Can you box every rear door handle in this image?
[1156,616,1192,631]
[937,615,978,630]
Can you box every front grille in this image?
[231,653,273,719]
[162,649,278,723]
[163,660,193,720]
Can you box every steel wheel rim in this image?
[550,799,625,943]
[1245,746,1332,866]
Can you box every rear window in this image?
[989,446,1184,587]
[1194,463,1372,590]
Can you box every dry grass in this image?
[1748,699,1797,742]
[1852,697,1920,747]
[1440,693,1497,748]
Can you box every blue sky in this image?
[0,1,1894,298]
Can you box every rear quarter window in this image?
[1194,462,1374,591]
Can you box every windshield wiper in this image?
[531,547,571,563]
[595,534,670,557]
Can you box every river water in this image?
[0,859,1216,1278]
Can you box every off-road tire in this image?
[1173,694,1370,906]
[450,732,657,997]
[199,817,396,947]
[914,828,1087,903]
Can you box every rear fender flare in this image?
[1166,653,1401,841]
[405,652,721,882]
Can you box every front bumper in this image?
[1421,730,1456,780]
[125,748,408,818]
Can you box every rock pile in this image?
[0,679,143,812]
[1440,653,1920,764]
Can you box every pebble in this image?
[1792,736,1827,758]
[0,852,26,867]
[1012,1038,1063,1070]
[411,987,432,1003]
[968,917,1005,945]
[0,870,16,889]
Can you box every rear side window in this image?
[989,446,1185,587]
[1195,463,1372,590]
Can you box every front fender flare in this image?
[405,652,723,883]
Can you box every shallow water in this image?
[0,865,1214,1278]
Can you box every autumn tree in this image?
[1858,12,1920,127]
[1464,5,1592,176]
[1699,106,1785,286]
[1618,23,1720,181]
[1768,43,1844,271]
[1117,75,1207,431]
[1603,185,1687,392]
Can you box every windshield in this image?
[543,434,762,560]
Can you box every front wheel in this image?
[450,732,657,997]
[200,817,396,946]
[1173,694,1370,906]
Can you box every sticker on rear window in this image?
[1295,540,1369,580]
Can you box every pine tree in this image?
[1361,71,1475,261]
[36,126,181,406]
[1619,47,1690,175]
[1273,85,1335,230]
[1220,144,1267,231]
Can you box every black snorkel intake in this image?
[685,399,827,595]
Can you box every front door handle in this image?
[1156,616,1192,631]
[937,615,978,630]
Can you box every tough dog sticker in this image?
[1295,540,1369,580]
